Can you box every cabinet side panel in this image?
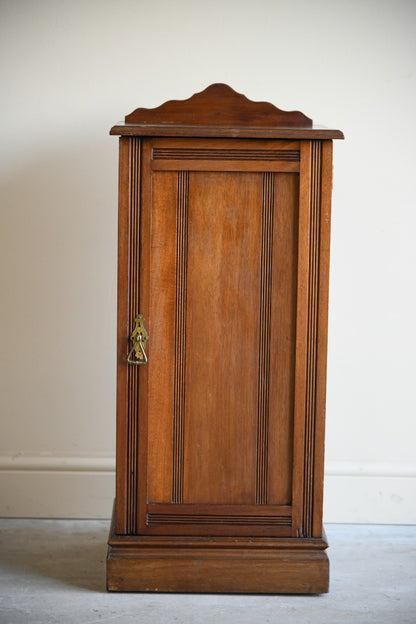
[291,140,330,538]
[183,172,262,504]
[312,140,333,536]
[302,140,322,537]
[291,140,311,535]
[267,173,299,505]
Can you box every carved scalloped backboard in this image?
[125,83,313,128]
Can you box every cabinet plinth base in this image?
[107,511,329,594]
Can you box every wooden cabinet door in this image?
[116,136,330,539]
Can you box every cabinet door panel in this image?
[139,138,299,536]
[184,171,261,505]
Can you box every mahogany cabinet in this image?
[106,84,343,593]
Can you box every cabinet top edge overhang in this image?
[110,83,344,140]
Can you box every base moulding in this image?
[107,511,329,594]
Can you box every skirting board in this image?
[0,456,415,523]
[0,456,115,519]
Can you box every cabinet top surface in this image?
[110,84,344,140]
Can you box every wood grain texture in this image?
[292,140,313,537]
[111,123,344,139]
[291,140,330,539]
[152,147,300,161]
[144,504,293,537]
[109,521,329,550]
[109,85,340,591]
[183,170,261,505]
[107,555,329,594]
[145,170,177,505]
[124,83,312,127]
[267,173,298,506]
[312,141,333,537]
[136,141,151,534]
[150,138,301,172]
[126,137,141,535]
[256,172,274,505]
[133,146,302,536]
[303,140,322,537]
[107,510,329,593]
[115,137,141,535]
[146,503,292,517]
[146,514,291,527]
[172,171,189,504]
[115,137,130,535]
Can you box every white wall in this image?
[1,0,415,523]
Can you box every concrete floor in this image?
[0,520,415,623]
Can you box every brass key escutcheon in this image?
[127,314,149,365]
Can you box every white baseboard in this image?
[324,461,416,525]
[0,455,115,519]
[0,455,415,523]
[0,455,115,473]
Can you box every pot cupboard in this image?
[106,84,343,593]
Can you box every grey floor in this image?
[0,520,415,624]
